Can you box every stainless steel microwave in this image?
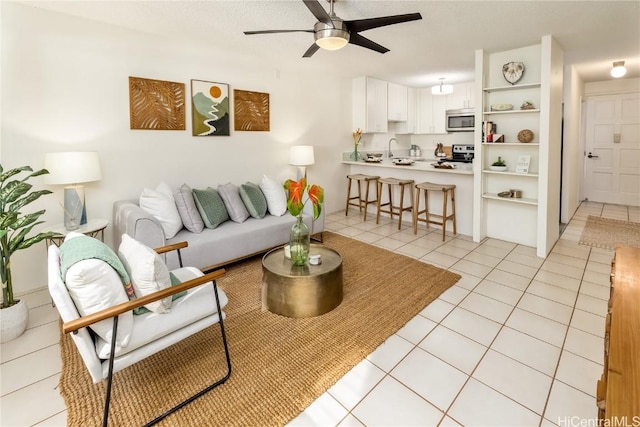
[446,108,475,132]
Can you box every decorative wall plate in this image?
[502,62,525,85]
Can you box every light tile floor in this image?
[1,202,638,426]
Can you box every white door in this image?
[584,93,640,206]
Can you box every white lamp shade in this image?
[289,146,315,166]
[44,152,102,185]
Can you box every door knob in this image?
[587,152,599,158]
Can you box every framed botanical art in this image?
[234,89,270,131]
[129,77,185,130]
[191,80,230,136]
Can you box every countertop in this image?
[341,157,474,175]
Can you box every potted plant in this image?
[1,165,54,342]
[489,156,508,172]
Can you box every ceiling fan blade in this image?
[302,43,320,58]
[348,33,389,54]
[346,13,422,33]
[302,0,334,27]
[244,29,313,35]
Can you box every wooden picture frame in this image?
[234,89,270,131]
[191,80,230,136]
[129,77,185,130]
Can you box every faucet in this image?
[388,138,397,158]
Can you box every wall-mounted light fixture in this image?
[432,78,453,95]
[611,61,627,78]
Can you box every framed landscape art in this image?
[191,80,230,136]
[129,77,185,130]
[234,89,270,131]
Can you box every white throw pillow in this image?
[139,182,183,239]
[259,175,287,216]
[63,232,133,350]
[118,234,172,313]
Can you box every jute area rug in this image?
[59,232,460,426]
[579,215,640,250]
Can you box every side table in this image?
[45,218,109,247]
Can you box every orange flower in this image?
[283,178,324,219]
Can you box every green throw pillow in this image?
[192,187,229,229]
[239,182,268,219]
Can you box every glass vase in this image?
[350,146,362,161]
[289,215,310,266]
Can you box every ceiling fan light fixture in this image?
[314,21,349,51]
[611,61,626,78]
[432,78,453,95]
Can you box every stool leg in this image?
[442,188,448,241]
[413,186,420,234]
[345,178,352,216]
[387,184,394,221]
[363,180,371,221]
[425,189,430,230]
[451,188,457,236]
[376,181,383,224]
[398,184,405,230]
[357,180,363,214]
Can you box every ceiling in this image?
[18,0,640,87]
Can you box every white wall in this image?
[1,2,352,295]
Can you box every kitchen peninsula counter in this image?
[342,157,475,236]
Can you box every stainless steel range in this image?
[449,144,475,163]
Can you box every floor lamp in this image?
[289,146,315,181]
[44,152,102,230]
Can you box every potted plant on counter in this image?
[1,165,54,342]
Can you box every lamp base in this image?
[63,185,87,231]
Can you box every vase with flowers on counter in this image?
[350,128,363,161]
[283,178,324,266]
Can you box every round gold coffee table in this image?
[262,244,343,318]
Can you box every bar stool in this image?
[413,182,457,241]
[376,177,415,230]
[345,174,380,221]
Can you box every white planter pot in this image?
[489,165,508,172]
[0,299,29,343]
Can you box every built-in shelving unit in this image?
[473,35,564,257]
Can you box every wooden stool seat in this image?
[376,177,415,230]
[345,174,380,221]
[413,182,457,241]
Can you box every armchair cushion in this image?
[240,182,268,219]
[118,234,172,314]
[59,235,134,351]
[139,182,183,239]
[218,183,250,223]
[193,187,229,229]
[173,183,205,233]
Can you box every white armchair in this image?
[48,239,231,427]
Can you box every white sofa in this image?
[113,199,324,271]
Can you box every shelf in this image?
[482,193,538,205]
[483,83,541,92]
[482,170,539,177]
[482,109,540,115]
[482,142,540,146]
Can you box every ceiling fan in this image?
[243,0,422,58]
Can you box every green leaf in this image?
[16,231,54,251]
[8,189,52,212]
[9,210,46,231]
[0,166,33,184]
[0,181,32,204]
[0,212,18,229]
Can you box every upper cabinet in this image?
[352,76,388,133]
[387,82,408,122]
[416,88,448,134]
[447,82,476,110]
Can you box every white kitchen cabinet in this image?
[473,35,564,257]
[447,82,476,110]
[394,87,416,134]
[387,82,408,122]
[352,76,388,133]
[416,88,448,134]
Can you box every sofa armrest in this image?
[113,200,166,250]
